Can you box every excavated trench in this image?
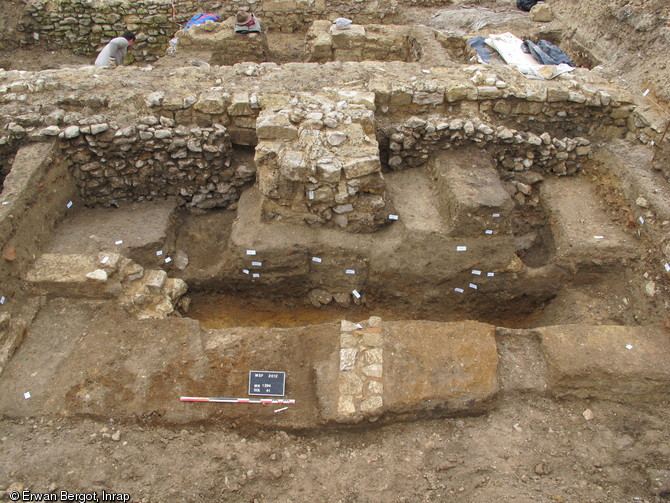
[0,3,668,432]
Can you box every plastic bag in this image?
[333,18,353,30]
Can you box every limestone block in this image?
[163,278,188,301]
[342,156,380,179]
[368,381,383,394]
[446,84,477,102]
[339,372,363,396]
[390,86,412,106]
[363,348,383,364]
[316,158,342,183]
[413,89,444,106]
[337,90,376,111]
[363,332,382,347]
[359,396,383,413]
[338,395,356,416]
[279,150,310,182]
[546,87,570,102]
[538,325,670,400]
[25,254,120,299]
[309,288,333,307]
[143,269,167,290]
[194,88,229,115]
[340,348,358,370]
[257,114,298,140]
[363,363,383,378]
[228,92,253,116]
[330,24,366,49]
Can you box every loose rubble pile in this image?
[256,93,394,232]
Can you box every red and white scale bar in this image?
[180,396,295,404]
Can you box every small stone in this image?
[3,246,16,261]
[645,281,656,297]
[90,123,109,135]
[327,131,348,146]
[333,204,354,214]
[636,197,649,208]
[63,125,80,139]
[111,430,121,441]
[534,462,548,475]
[530,2,554,22]
[85,269,108,281]
[145,91,165,107]
[309,288,332,307]
[338,395,356,416]
[339,348,358,371]
[39,125,61,136]
[362,363,383,378]
[359,396,383,413]
[582,409,594,421]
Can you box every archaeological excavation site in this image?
[0,0,669,500]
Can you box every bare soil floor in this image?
[1,396,669,503]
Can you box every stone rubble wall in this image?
[387,115,593,177]
[255,93,394,233]
[16,0,402,60]
[306,21,413,63]
[370,65,664,147]
[3,103,253,209]
[0,63,666,214]
[53,116,250,210]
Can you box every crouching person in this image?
[95,31,136,67]
[234,11,262,34]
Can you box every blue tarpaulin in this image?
[184,13,220,30]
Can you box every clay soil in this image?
[2,0,670,502]
[1,396,669,503]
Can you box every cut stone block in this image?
[431,146,514,237]
[537,324,670,400]
[256,114,298,140]
[330,24,366,49]
[25,254,120,299]
[540,176,637,269]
